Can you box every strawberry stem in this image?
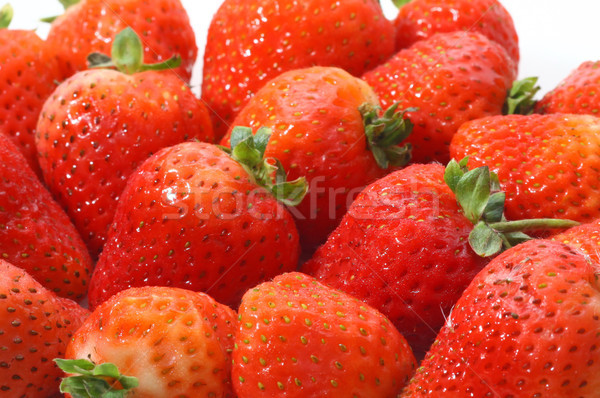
[55,358,138,398]
[445,157,579,257]
[361,102,415,169]
[87,27,181,74]
[223,127,308,206]
[0,4,13,29]
[489,219,580,232]
[504,77,540,115]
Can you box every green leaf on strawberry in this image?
[56,358,139,398]
[445,157,580,257]
[504,76,541,115]
[361,103,415,169]
[59,0,80,9]
[87,28,181,74]
[223,126,308,206]
[0,3,12,29]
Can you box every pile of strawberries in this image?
[1,0,600,397]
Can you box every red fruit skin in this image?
[402,240,600,397]
[45,0,196,81]
[362,31,517,164]
[89,142,300,310]
[537,60,600,115]
[394,0,519,62]
[0,30,62,176]
[0,134,91,300]
[233,272,417,397]
[450,114,600,223]
[202,0,396,138]
[36,69,214,257]
[67,286,237,397]
[0,259,89,397]
[221,66,386,251]
[303,163,488,356]
[553,218,600,265]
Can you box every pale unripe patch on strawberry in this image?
[63,286,237,397]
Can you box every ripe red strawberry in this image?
[0,133,91,300]
[553,218,600,264]
[0,5,62,176]
[402,239,600,396]
[45,0,196,81]
[304,160,577,356]
[450,114,600,224]
[36,29,214,257]
[394,0,519,62]
[88,133,306,309]
[233,272,417,397]
[537,60,600,115]
[0,259,89,397]
[221,66,413,250]
[362,31,517,163]
[202,0,397,138]
[59,286,237,397]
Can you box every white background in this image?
[12,1,600,97]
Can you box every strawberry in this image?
[553,218,600,264]
[233,272,417,397]
[304,160,577,356]
[450,113,600,224]
[536,60,600,115]
[202,0,397,138]
[58,286,237,397]
[0,133,91,300]
[88,130,306,310]
[0,259,89,397]
[362,31,517,163]
[393,0,519,62]
[45,0,196,81]
[402,239,600,396]
[221,66,413,250]
[0,5,62,177]
[36,29,214,257]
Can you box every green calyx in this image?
[59,0,80,9]
[87,27,181,75]
[444,157,579,257]
[0,4,13,29]
[222,126,308,206]
[361,102,415,169]
[504,77,541,115]
[55,358,139,398]
[392,0,413,8]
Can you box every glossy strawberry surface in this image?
[67,286,237,397]
[450,114,600,223]
[537,60,600,115]
[394,0,519,62]
[304,163,488,355]
[89,142,299,309]
[221,66,389,251]
[233,272,416,397]
[0,29,62,176]
[0,134,91,300]
[36,69,213,256]
[46,0,196,81]
[0,259,89,397]
[402,240,600,396]
[363,31,516,164]
[202,0,396,138]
